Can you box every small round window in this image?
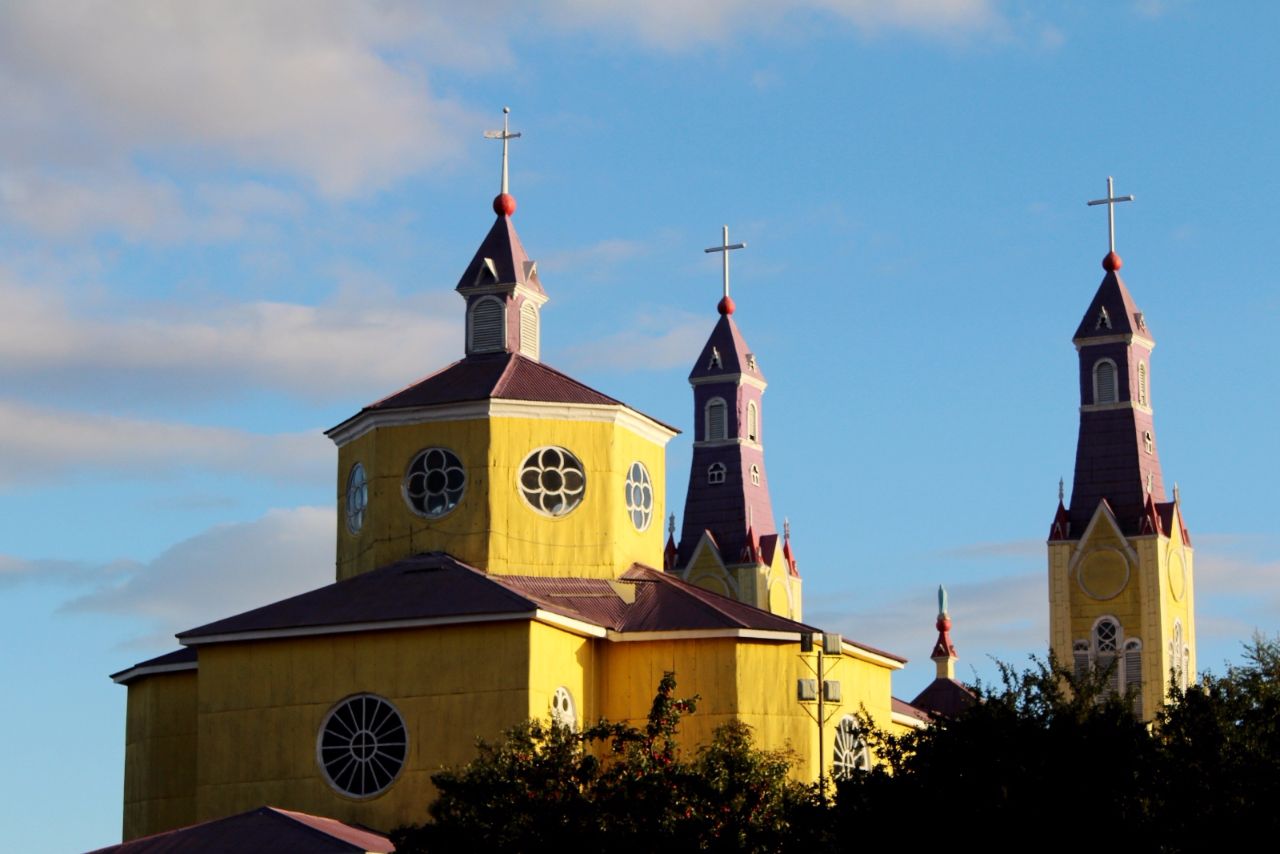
[551,686,577,730]
[345,463,368,533]
[317,694,407,799]
[519,447,586,517]
[625,462,653,531]
[404,448,465,518]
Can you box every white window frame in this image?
[746,400,759,442]
[705,397,728,441]
[519,301,539,359]
[750,463,761,486]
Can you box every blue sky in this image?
[2,2,1277,849]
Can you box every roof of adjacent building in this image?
[109,647,197,685]
[688,313,765,382]
[909,676,977,718]
[456,211,544,294]
[1073,267,1151,342]
[86,806,393,854]
[891,696,931,723]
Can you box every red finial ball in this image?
[493,193,516,216]
[1102,251,1123,272]
[936,615,952,632]
[717,295,735,315]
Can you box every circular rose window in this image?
[625,462,653,531]
[317,694,407,799]
[403,448,465,518]
[519,447,586,517]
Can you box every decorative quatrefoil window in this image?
[519,447,586,517]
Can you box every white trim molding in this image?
[111,660,198,685]
[689,373,768,391]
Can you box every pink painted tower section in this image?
[676,303,780,571]
[1064,251,1168,536]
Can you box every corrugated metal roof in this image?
[455,212,545,294]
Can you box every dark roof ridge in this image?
[621,565,811,631]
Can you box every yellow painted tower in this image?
[1047,178,1195,719]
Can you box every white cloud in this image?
[540,238,647,281]
[0,271,460,405]
[61,506,336,648]
[0,399,330,489]
[0,1,484,205]
[561,310,710,372]
[544,0,1005,50]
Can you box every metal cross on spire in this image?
[704,225,746,301]
[483,106,522,195]
[1087,176,1135,255]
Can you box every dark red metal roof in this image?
[909,677,977,718]
[688,314,765,382]
[891,696,931,723]
[110,647,197,684]
[455,212,544,294]
[1073,269,1151,342]
[86,806,392,853]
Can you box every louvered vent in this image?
[1094,360,1117,403]
[706,399,727,441]
[1125,640,1143,717]
[519,302,539,360]
[1137,362,1147,406]
[469,298,505,353]
[1073,642,1090,682]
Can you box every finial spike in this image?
[1173,482,1180,504]
[668,513,676,537]
[783,517,791,541]
[938,584,948,617]
[1058,477,1064,504]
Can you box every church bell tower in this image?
[1047,178,1196,719]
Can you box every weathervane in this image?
[483,106,522,195]
[1087,176,1134,255]
[704,225,746,311]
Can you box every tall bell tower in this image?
[1047,178,1196,719]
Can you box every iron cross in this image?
[704,225,746,299]
[483,106,522,194]
[1087,176,1135,254]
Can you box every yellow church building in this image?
[110,115,920,842]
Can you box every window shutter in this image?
[1073,642,1090,682]
[1137,362,1147,406]
[706,400,727,440]
[469,299,505,353]
[1125,640,1143,718]
[519,302,539,359]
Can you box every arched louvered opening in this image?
[1137,361,1148,406]
[746,401,759,442]
[705,398,727,441]
[1094,617,1121,696]
[1124,638,1143,718]
[1171,620,1188,691]
[519,301,539,360]
[468,297,506,354]
[1093,359,1118,404]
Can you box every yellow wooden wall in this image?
[335,414,669,581]
[122,671,198,841]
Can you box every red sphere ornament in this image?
[493,193,517,216]
[717,295,735,315]
[1102,251,1123,272]
[936,615,952,632]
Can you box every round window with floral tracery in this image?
[403,448,465,518]
[519,447,586,517]
[625,462,653,531]
[832,716,869,781]
[317,694,407,799]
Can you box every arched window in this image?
[1143,431,1154,455]
[1093,359,1118,404]
[519,301,539,359]
[1094,617,1121,695]
[746,401,759,442]
[468,296,505,353]
[707,462,726,485]
[832,717,869,781]
[750,463,761,486]
[1171,620,1187,692]
[1072,640,1090,682]
[1124,638,1143,718]
[705,398,728,441]
[1137,362,1148,407]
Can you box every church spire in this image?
[457,107,547,360]
[931,585,958,680]
[1064,176,1164,535]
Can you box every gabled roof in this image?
[456,213,544,294]
[1073,268,1152,342]
[910,677,977,718]
[689,314,765,382]
[87,806,392,853]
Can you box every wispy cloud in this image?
[561,310,709,373]
[934,538,1045,560]
[540,238,648,281]
[0,400,331,489]
[0,272,460,406]
[59,506,336,649]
